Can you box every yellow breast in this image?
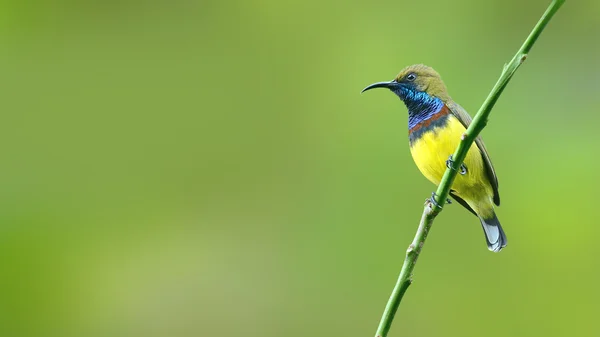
[409,115,491,199]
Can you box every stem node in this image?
[521,54,528,63]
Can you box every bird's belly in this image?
[409,116,487,195]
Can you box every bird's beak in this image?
[361,80,398,93]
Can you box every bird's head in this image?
[362,64,450,103]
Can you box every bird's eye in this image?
[406,73,417,81]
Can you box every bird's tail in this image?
[479,212,507,252]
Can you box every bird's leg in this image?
[428,192,452,209]
[445,155,468,175]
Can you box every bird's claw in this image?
[429,192,452,209]
[446,155,468,175]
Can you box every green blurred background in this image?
[0,0,598,336]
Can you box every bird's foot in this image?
[429,192,452,209]
[446,155,468,175]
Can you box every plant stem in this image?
[374,1,565,336]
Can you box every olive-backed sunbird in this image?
[362,64,507,252]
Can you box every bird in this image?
[362,64,507,252]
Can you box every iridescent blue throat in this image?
[392,86,444,129]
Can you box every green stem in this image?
[374,1,565,336]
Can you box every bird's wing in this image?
[449,191,477,216]
[447,101,500,206]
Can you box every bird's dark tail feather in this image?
[479,213,507,252]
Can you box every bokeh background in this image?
[0,0,598,336]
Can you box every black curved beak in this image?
[361,80,398,93]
